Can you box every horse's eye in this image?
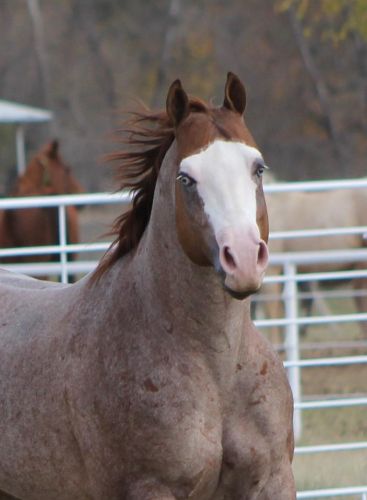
[177,173,196,188]
[255,163,268,178]
[256,166,264,178]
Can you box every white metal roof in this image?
[0,100,52,123]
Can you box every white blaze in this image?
[179,140,263,238]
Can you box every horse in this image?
[260,178,367,338]
[0,140,83,271]
[0,73,295,500]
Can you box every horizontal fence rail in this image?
[0,191,131,209]
[297,486,367,499]
[254,312,367,328]
[263,267,367,284]
[1,178,367,499]
[270,226,367,240]
[295,441,367,455]
[284,355,367,368]
[264,177,367,193]
[0,242,110,258]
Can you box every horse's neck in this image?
[137,224,250,350]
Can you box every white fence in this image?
[0,192,129,282]
[263,179,367,499]
[0,178,367,499]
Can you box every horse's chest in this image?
[140,378,281,499]
[162,385,282,499]
[106,342,292,499]
[215,360,292,498]
[218,417,272,498]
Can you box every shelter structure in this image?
[0,100,52,174]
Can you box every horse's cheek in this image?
[175,185,212,266]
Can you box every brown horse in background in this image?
[0,140,83,269]
[0,74,295,499]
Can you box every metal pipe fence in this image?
[0,191,130,283]
[0,177,367,498]
[263,179,367,499]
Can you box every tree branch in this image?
[288,7,343,160]
[152,0,181,108]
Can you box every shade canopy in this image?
[0,100,52,124]
[0,100,53,174]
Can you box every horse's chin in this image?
[223,284,258,301]
[214,263,261,300]
[221,271,263,300]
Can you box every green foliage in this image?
[276,0,367,43]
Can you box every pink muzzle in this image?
[217,225,269,297]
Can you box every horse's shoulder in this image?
[246,324,281,360]
[240,325,291,400]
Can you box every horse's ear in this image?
[223,72,246,116]
[166,79,190,127]
[50,139,59,158]
[44,140,59,158]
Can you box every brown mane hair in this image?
[93,98,209,279]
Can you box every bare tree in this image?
[26,0,51,107]
[287,7,344,162]
[72,1,117,111]
[353,35,367,134]
[152,0,181,107]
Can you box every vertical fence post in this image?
[283,262,302,440]
[15,124,26,174]
[58,204,68,284]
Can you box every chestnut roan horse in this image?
[0,140,83,266]
[0,74,295,500]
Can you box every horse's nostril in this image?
[257,241,268,267]
[223,246,237,271]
